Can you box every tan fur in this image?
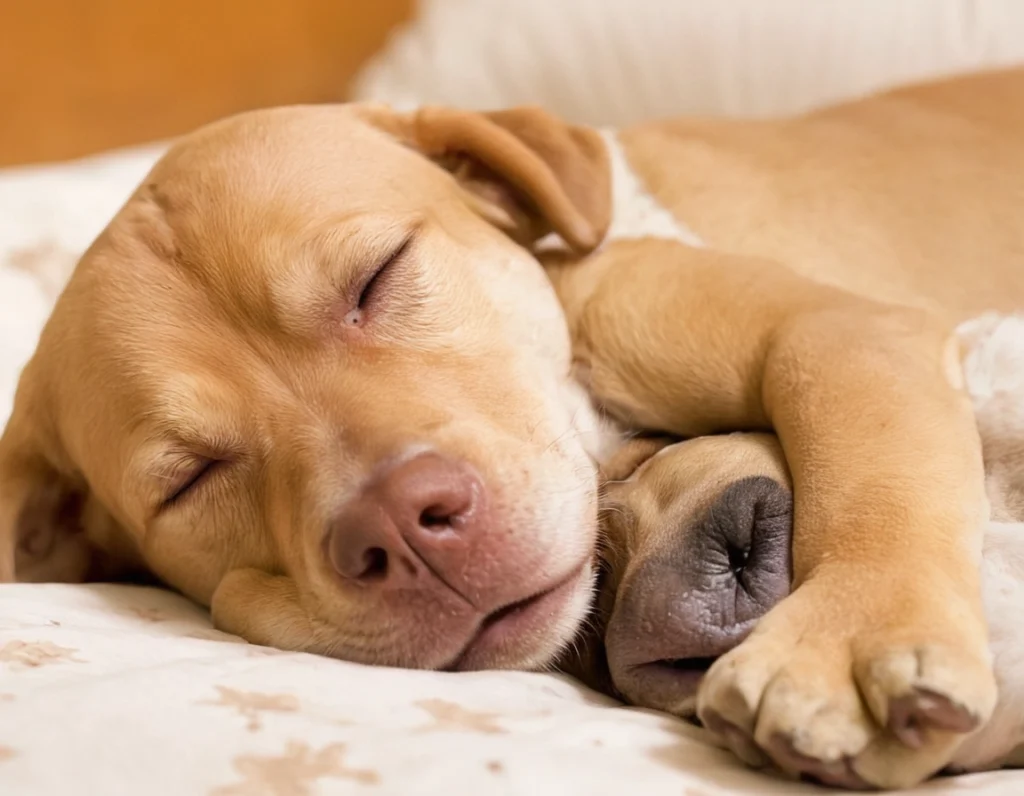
[543,70,1024,788]
[0,105,610,672]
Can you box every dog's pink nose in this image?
[327,452,484,588]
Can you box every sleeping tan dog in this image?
[591,315,1024,782]
[3,68,1024,788]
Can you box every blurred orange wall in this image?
[0,0,413,166]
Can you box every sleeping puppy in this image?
[4,68,1024,788]
[593,315,1024,782]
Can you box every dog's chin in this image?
[445,560,596,672]
[299,555,597,673]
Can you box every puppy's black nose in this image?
[605,476,792,715]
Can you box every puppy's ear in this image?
[0,382,133,584]
[363,104,611,253]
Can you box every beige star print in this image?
[414,698,507,734]
[200,686,300,732]
[0,640,83,669]
[211,741,379,795]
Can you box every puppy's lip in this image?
[442,560,591,672]
[614,657,715,716]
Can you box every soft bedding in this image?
[0,144,166,424]
[1,582,1021,796]
[2,147,1024,796]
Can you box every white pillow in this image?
[352,0,1024,123]
[0,144,165,424]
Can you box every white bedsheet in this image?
[2,582,1020,795]
[1,149,1022,796]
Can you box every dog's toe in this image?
[887,686,979,748]
[702,709,768,768]
[696,586,997,789]
[765,734,870,790]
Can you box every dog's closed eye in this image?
[343,234,415,327]
[161,458,222,509]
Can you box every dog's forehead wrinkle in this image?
[155,188,419,342]
[154,105,427,215]
[84,303,297,467]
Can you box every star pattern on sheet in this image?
[120,606,168,623]
[201,686,300,732]
[211,741,379,795]
[0,640,83,669]
[414,698,507,734]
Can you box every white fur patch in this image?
[958,313,1024,412]
[547,130,702,473]
[952,520,1024,771]
[560,371,627,467]
[598,129,704,249]
[947,313,1024,770]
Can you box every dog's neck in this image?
[597,129,705,249]
[552,130,706,468]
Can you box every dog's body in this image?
[594,314,1024,774]
[543,72,1024,786]
[3,68,1024,788]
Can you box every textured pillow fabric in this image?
[0,144,165,425]
[352,0,1024,124]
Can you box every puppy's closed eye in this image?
[161,458,222,510]
[343,235,415,327]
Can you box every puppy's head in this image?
[597,433,794,717]
[0,103,612,671]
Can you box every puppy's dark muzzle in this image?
[605,476,793,715]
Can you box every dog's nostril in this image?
[727,544,749,576]
[419,509,448,529]
[420,505,455,530]
[360,547,389,580]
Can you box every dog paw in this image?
[696,581,996,789]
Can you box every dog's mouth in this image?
[443,562,591,672]
[615,656,717,719]
[648,656,718,685]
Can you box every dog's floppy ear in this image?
[364,104,612,253]
[0,377,131,584]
